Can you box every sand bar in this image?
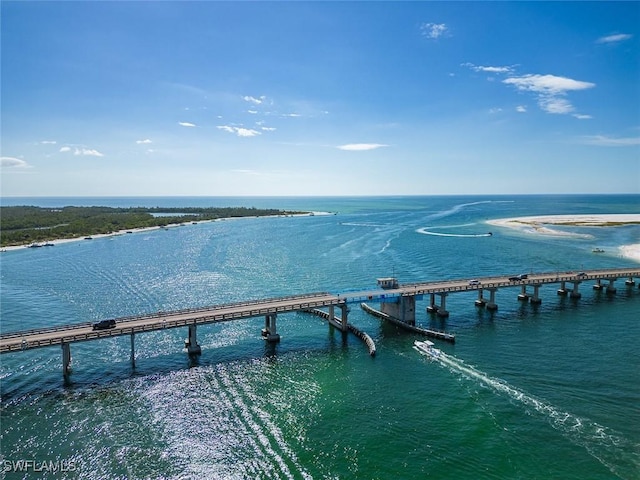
[487,214,640,236]
[486,214,640,262]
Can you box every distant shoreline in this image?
[0,211,328,252]
[486,214,640,262]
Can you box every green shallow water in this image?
[1,195,639,479]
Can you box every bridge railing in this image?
[0,321,95,340]
[0,294,343,352]
[0,291,334,340]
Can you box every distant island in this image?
[0,206,307,247]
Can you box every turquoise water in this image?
[1,195,639,479]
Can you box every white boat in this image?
[413,340,442,359]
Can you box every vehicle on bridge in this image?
[92,319,116,330]
[509,274,528,281]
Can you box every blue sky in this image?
[1,1,639,197]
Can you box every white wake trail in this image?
[418,350,640,479]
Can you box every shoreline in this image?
[486,214,640,262]
[0,212,328,252]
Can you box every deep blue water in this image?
[1,195,639,479]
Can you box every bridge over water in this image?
[1,268,638,375]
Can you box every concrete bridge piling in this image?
[261,314,280,342]
[518,285,542,304]
[131,333,136,367]
[185,324,202,354]
[485,288,498,311]
[474,290,486,307]
[62,343,71,376]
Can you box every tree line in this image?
[1,206,301,247]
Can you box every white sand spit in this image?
[486,214,640,238]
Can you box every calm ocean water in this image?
[1,195,639,479]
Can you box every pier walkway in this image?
[1,267,638,375]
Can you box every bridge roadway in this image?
[1,267,639,357]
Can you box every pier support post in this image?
[530,285,542,305]
[518,285,529,302]
[475,289,486,307]
[436,293,449,318]
[185,324,202,354]
[427,293,438,313]
[557,281,567,296]
[570,282,582,299]
[380,295,416,324]
[61,342,71,376]
[131,333,136,368]
[262,314,280,342]
[340,304,349,331]
[327,304,349,332]
[486,288,498,311]
[606,279,617,294]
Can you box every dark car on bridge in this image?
[509,274,528,281]
[92,319,116,330]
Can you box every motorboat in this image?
[592,248,605,253]
[413,340,442,359]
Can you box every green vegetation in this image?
[1,206,305,247]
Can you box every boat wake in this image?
[417,349,639,479]
[416,228,492,238]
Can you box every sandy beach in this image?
[486,214,640,262]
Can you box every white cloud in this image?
[247,110,258,114]
[136,139,152,144]
[580,135,640,146]
[596,33,632,44]
[74,148,104,157]
[538,96,574,114]
[421,23,448,39]
[59,146,72,153]
[178,122,197,127]
[463,63,514,74]
[1,156,30,168]
[573,113,592,120]
[217,125,261,137]
[503,74,595,95]
[516,105,527,113]
[503,74,595,115]
[236,128,261,137]
[243,95,266,105]
[40,140,57,144]
[336,143,389,151]
[282,113,301,118]
[489,107,503,114]
[261,127,277,132]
